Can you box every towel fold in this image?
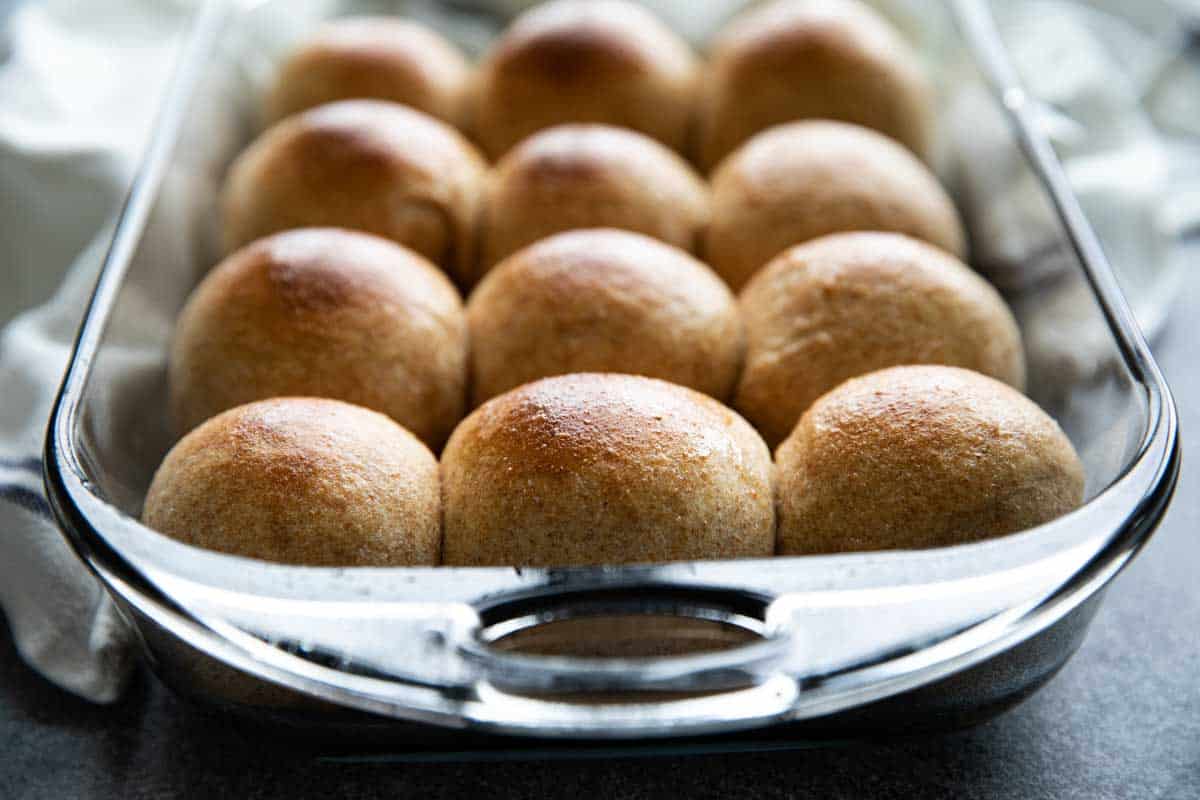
[0,0,192,702]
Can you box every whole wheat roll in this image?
[735,231,1024,448]
[705,120,966,290]
[265,17,471,126]
[469,0,698,159]
[442,373,774,567]
[467,228,742,405]
[169,228,467,450]
[143,398,442,566]
[698,0,934,171]
[775,365,1085,554]
[477,124,709,279]
[221,100,486,283]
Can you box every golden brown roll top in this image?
[467,228,742,405]
[143,398,442,566]
[221,100,486,283]
[699,0,934,170]
[477,124,709,278]
[706,120,966,290]
[775,365,1085,555]
[169,228,467,450]
[735,232,1023,448]
[442,373,774,566]
[469,0,698,159]
[265,17,471,126]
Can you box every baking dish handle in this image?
[462,674,804,738]
[457,582,794,695]
[119,569,811,737]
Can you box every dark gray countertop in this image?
[3,278,1198,799]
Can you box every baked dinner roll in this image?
[477,124,709,276]
[698,0,934,171]
[467,229,741,405]
[442,373,774,566]
[706,120,966,290]
[469,0,698,159]
[265,17,470,125]
[735,232,1023,448]
[776,365,1085,554]
[221,100,486,282]
[143,398,441,566]
[169,228,467,450]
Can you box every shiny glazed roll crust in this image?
[477,124,709,277]
[467,228,742,405]
[735,232,1024,448]
[706,120,966,291]
[442,374,775,566]
[221,100,486,282]
[775,366,1085,554]
[143,398,442,566]
[169,228,467,449]
[698,0,934,170]
[469,0,698,159]
[265,18,471,125]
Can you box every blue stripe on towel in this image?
[0,455,42,475]
[0,482,51,518]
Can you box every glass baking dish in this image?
[43,0,1179,747]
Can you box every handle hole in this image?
[490,614,763,659]
[475,585,772,660]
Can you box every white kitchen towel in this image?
[0,0,1195,704]
[0,0,193,702]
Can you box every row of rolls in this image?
[261,0,934,170]
[142,0,1086,568]
[224,0,959,289]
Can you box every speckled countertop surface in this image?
[0,261,1195,799]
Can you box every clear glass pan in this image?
[43,0,1180,744]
